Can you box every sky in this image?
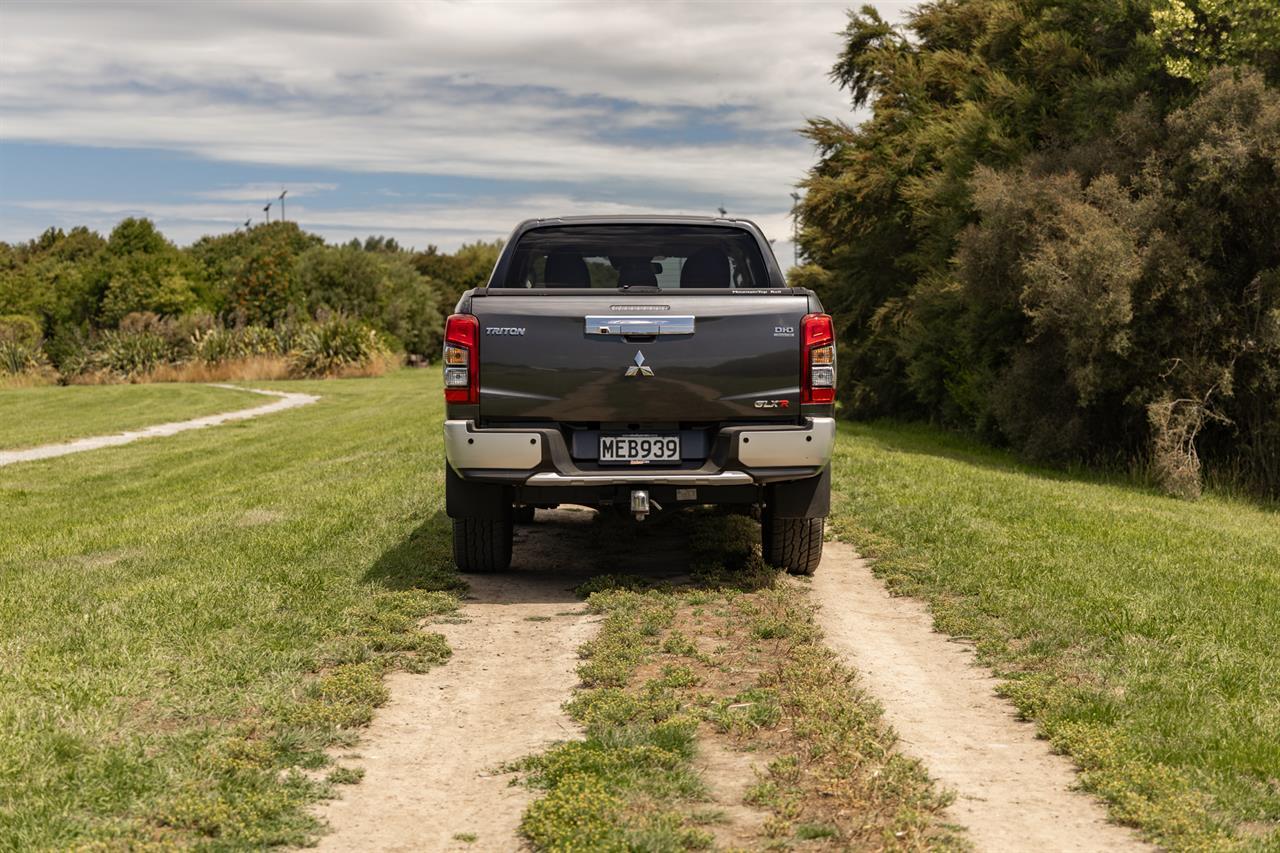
[0,1,906,264]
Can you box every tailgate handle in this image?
[585,315,695,336]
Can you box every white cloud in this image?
[0,2,889,192]
[193,182,337,201]
[0,1,909,256]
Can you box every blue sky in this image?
[0,1,901,261]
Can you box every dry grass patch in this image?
[64,351,400,385]
[0,369,59,389]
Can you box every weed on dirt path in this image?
[510,511,961,851]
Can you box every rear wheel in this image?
[452,517,513,573]
[761,510,824,576]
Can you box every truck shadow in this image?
[493,506,694,604]
[364,507,699,605]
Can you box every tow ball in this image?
[631,489,661,521]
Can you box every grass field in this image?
[0,382,267,450]
[829,423,1280,850]
[3,370,1277,850]
[0,370,461,848]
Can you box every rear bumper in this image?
[443,417,835,486]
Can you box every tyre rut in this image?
[808,541,1151,852]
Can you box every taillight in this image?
[443,314,479,404]
[801,313,835,405]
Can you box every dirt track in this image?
[811,541,1150,852]
[0,385,317,467]
[317,513,1148,851]
[315,508,686,852]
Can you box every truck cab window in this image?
[507,224,771,289]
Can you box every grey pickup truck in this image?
[442,215,836,575]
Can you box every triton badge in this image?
[625,350,654,377]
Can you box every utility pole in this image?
[790,192,802,268]
[263,202,272,224]
[279,189,287,222]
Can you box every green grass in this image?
[0,382,268,449]
[829,421,1280,851]
[6,371,1274,849]
[0,370,462,848]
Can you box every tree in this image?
[801,1,1280,496]
[98,219,198,325]
[1153,0,1280,82]
[297,244,442,356]
[229,231,297,325]
[412,240,502,313]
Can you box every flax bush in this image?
[290,315,389,378]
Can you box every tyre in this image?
[452,517,513,573]
[761,511,824,576]
[514,505,536,524]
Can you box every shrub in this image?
[0,315,41,348]
[290,315,389,378]
[192,324,281,365]
[44,324,93,377]
[1147,395,1233,500]
[0,338,47,376]
[800,0,1280,498]
[0,315,55,382]
[239,325,280,357]
[192,326,239,365]
[91,328,172,379]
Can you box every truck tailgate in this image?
[471,292,809,423]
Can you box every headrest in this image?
[681,248,730,287]
[543,252,590,287]
[616,258,657,287]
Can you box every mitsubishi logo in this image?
[624,350,654,377]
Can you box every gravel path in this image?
[0,385,318,467]
[810,541,1151,852]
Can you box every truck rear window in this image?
[501,225,772,289]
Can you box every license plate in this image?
[599,434,681,464]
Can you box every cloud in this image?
[0,1,910,257]
[12,194,799,255]
[0,2,883,196]
[192,181,337,201]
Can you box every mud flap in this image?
[446,465,513,520]
[764,467,830,518]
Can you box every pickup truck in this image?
[442,215,836,575]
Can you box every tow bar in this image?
[631,489,651,521]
